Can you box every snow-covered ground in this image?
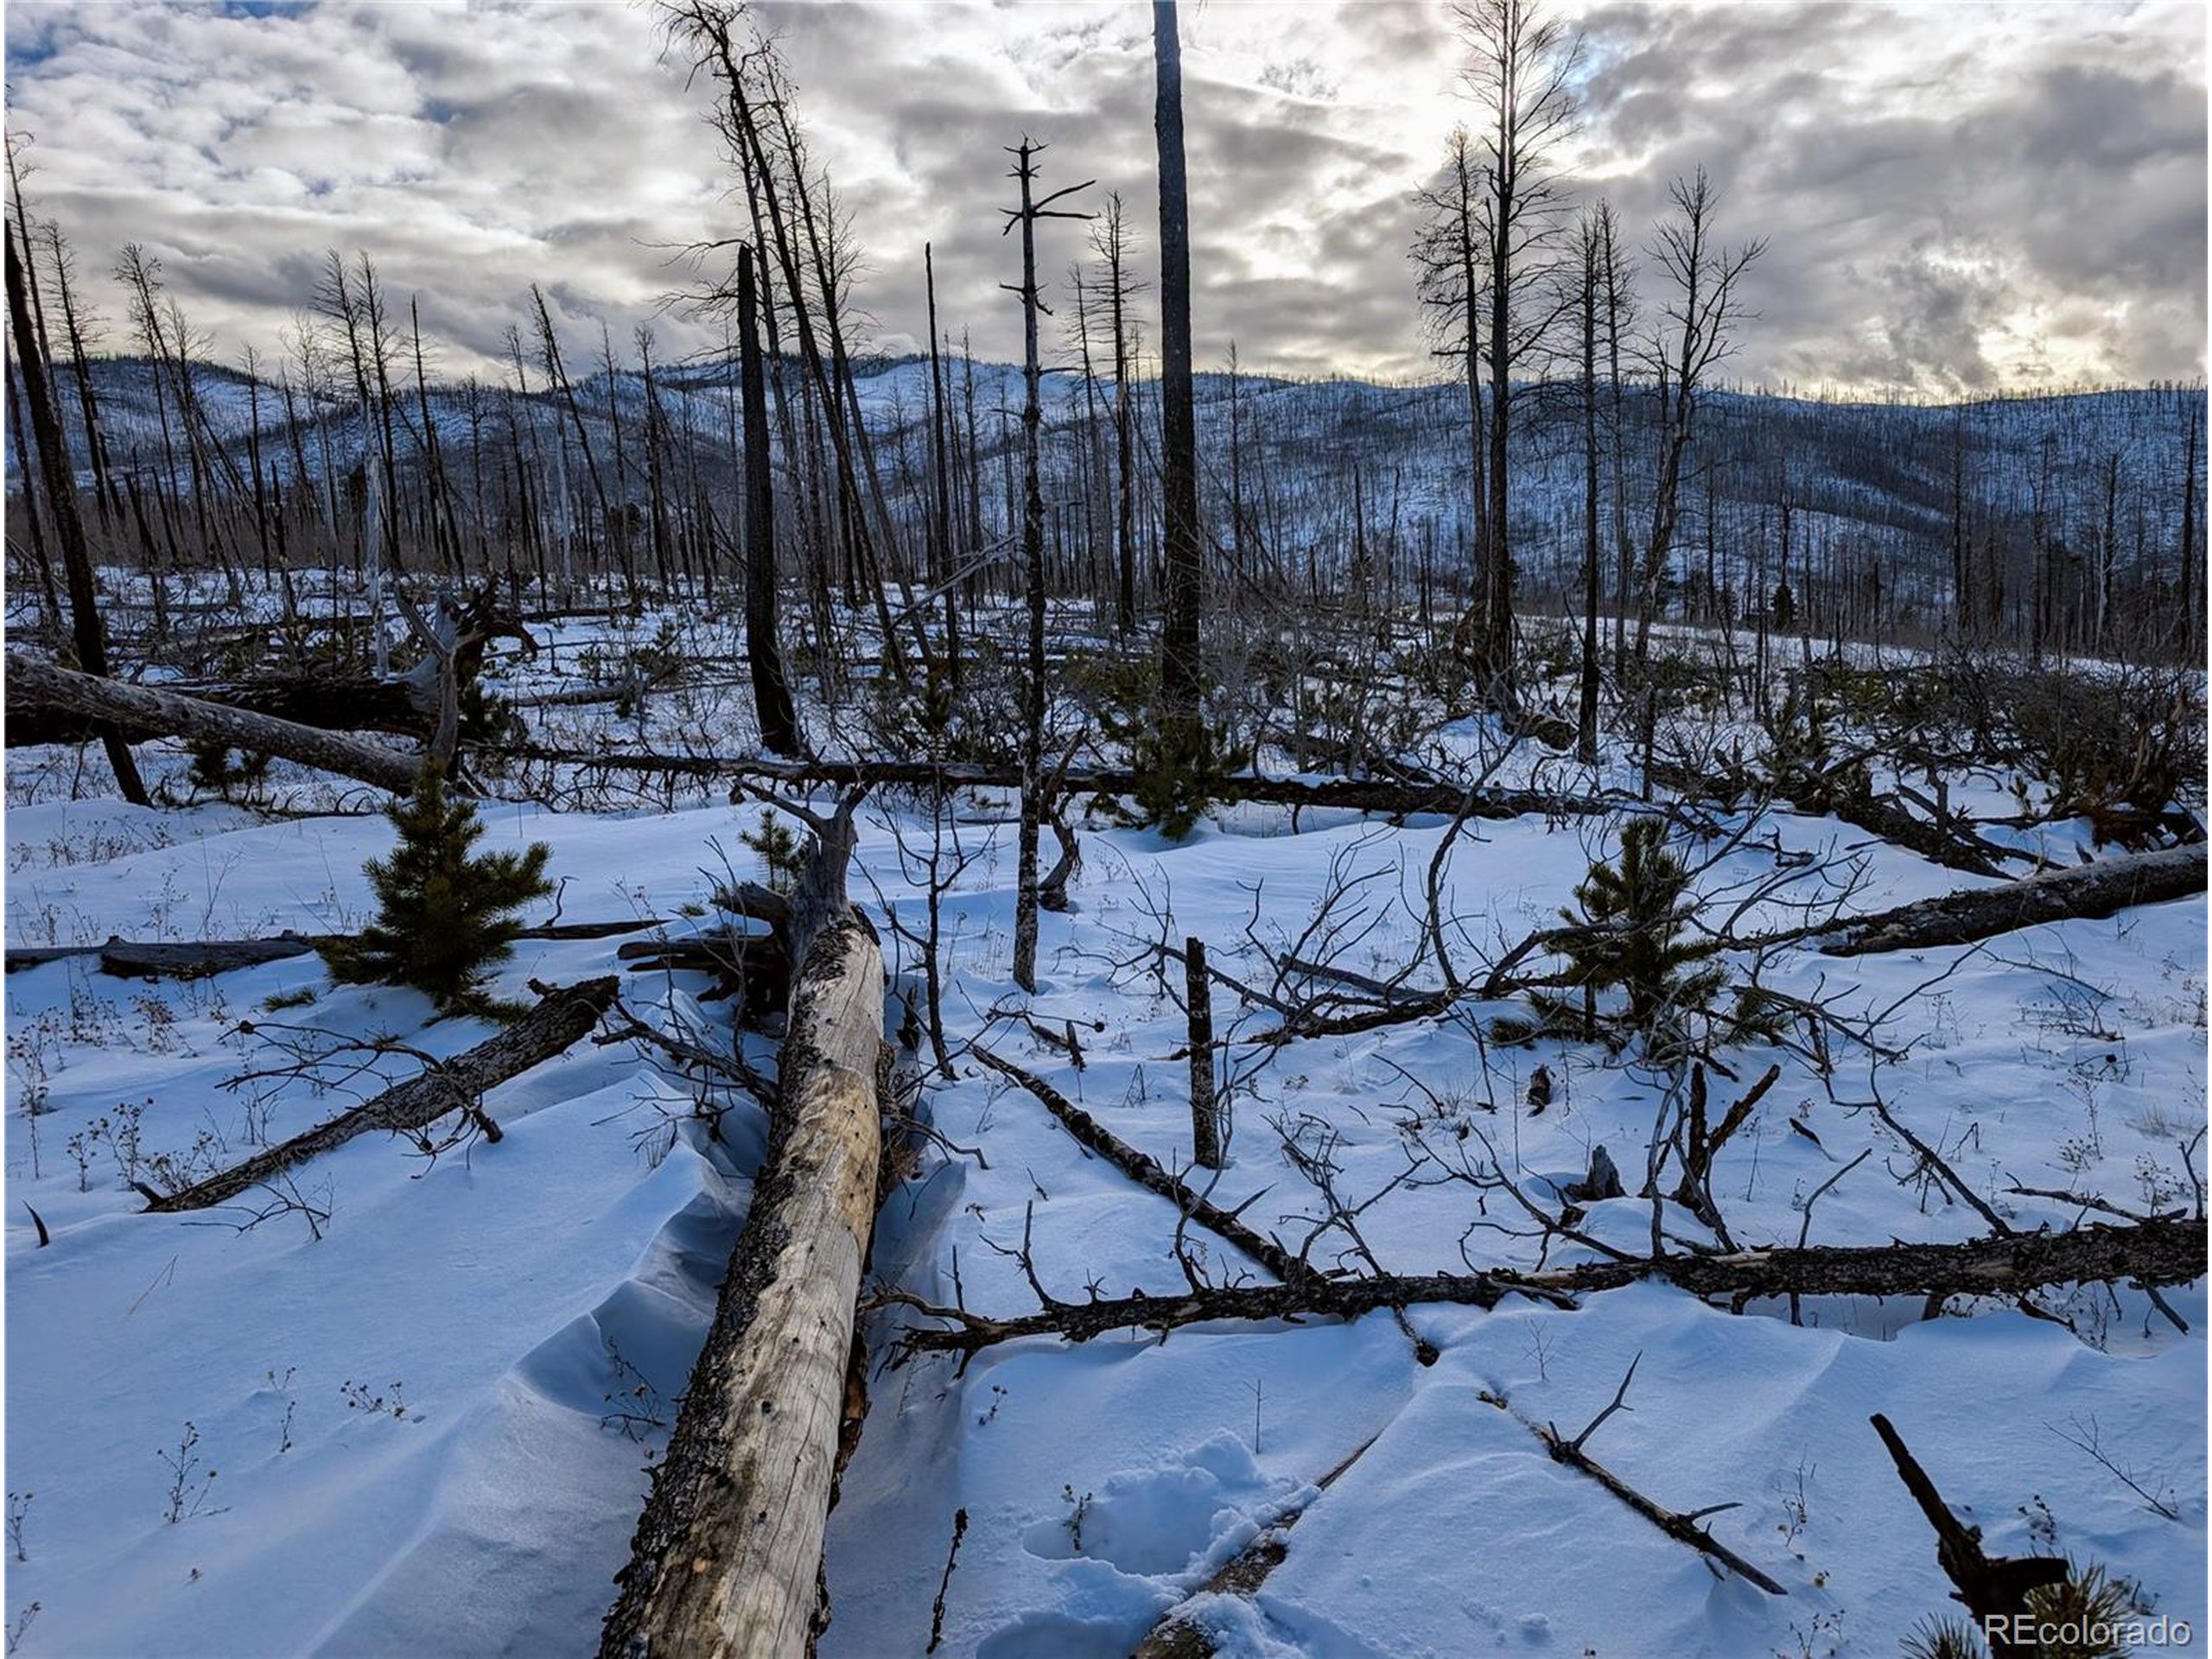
[3,734,2204,1655]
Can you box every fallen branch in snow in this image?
[144,976,619,1213]
[1802,842,2207,957]
[5,918,668,979]
[1501,1357,1787,1595]
[495,747,1618,823]
[1871,1412,2069,1657]
[600,867,887,1656]
[887,1217,2205,1363]
[1130,1434,1382,1658]
[967,1044,1301,1285]
[7,586,534,749]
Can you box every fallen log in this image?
[5,674,428,748]
[891,1217,2205,1361]
[1808,842,2207,957]
[968,1044,1300,1283]
[10,588,529,751]
[4,918,668,978]
[617,928,790,1012]
[7,652,423,794]
[145,976,618,1213]
[499,747,1616,823]
[600,907,887,1659]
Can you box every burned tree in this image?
[1452,0,1581,696]
[1000,139,1092,993]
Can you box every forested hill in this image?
[22,353,2206,650]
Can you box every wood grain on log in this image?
[599,912,886,1659]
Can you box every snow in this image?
[3,742,2202,1657]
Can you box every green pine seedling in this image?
[319,766,553,1019]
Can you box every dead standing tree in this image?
[738,242,804,755]
[1154,0,1207,772]
[1000,138,1092,993]
[1454,0,1581,697]
[5,219,149,804]
[1091,194,1145,637]
[1630,167,1764,673]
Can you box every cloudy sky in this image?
[3,0,2204,396]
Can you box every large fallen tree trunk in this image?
[5,918,667,978]
[146,976,618,1213]
[501,748,1616,823]
[12,588,533,750]
[5,675,430,748]
[601,821,885,1659]
[891,1217,2205,1361]
[1807,842,2208,957]
[6,652,423,794]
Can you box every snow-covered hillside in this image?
[20,353,2203,626]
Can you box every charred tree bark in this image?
[1871,1413,2068,1659]
[969,1044,1289,1281]
[893,1217,2205,1359]
[506,750,1615,823]
[6,918,665,979]
[1185,935,1223,1169]
[1808,842,2206,957]
[739,244,803,757]
[1154,0,1205,742]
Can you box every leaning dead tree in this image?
[6,652,423,794]
[601,794,887,1659]
[148,976,619,1213]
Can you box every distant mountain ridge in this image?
[14,353,2203,632]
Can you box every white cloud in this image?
[3,0,2202,392]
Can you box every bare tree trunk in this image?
[5,222,149,804]
[1002,142,1090,992]
[1576,211,1602,763]
[740,245,803,756]
[1185,935,1221,1168]
[1154,1,1205,741]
